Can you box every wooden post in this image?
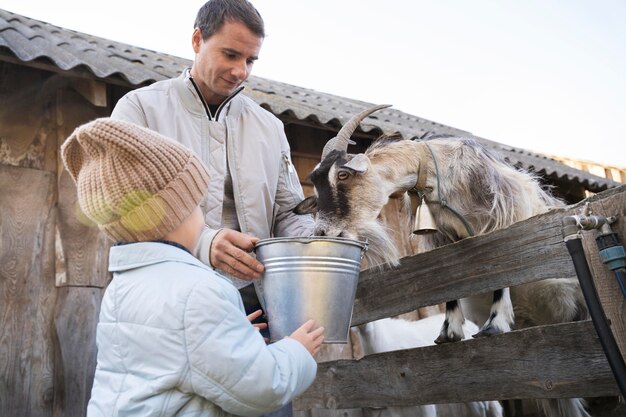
[0,164,56,417]
[578,187,626,363]
[51,89,110,417]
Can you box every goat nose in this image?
[314,228,326,237]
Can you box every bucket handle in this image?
[360,239,369,259]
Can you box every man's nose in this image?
[231,60,248,80]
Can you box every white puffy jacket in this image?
[87,242,317,417]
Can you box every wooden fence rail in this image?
[296,321,618,410]
[295,185,626,411]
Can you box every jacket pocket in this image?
[281,151,303,199]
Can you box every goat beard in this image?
[349,220,401,270]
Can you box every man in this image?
[111,0,313,297]
[112,4,313,416]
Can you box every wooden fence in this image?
[294,185,626,413]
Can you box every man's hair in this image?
[194,0,265,40]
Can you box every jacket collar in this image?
[108,241,209,273]
[175,68,245,120]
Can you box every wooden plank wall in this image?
[1,65,60,417]
[0,66,110,417]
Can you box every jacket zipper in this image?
[188,75,244,121]
[225,121,248,234]
[188,75,247,230]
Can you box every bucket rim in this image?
[255,236,367,250]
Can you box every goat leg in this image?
[472,288,514,338]
[435,300,466,344]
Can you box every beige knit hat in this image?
[61,118,210,242]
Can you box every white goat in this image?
[294,105,591,417]
[353,314,504,417]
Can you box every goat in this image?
[353,314,503,417]
[294,105,591,417]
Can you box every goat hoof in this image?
[472,325,504,338]
[434,333,463,344]
[434,336,447,344]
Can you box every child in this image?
[61,118,324,416]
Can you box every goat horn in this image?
[321,104,392,160]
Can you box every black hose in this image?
[614,268,626,297]
[565,238,626,397]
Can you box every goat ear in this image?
[343,154,370,173]
[293,196,317,214]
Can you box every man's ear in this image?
[192,27,203,53]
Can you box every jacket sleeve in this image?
[183,279,317,416]
[110,94,150,126]
[193,225,222,267]
[273,123,315,238]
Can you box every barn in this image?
[1,8,624,417]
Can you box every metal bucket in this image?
[255,237,367,343]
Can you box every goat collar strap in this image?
[416,142,476,238]
[415,142,429,194]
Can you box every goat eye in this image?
[337,171,350,181]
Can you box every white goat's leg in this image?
[435,300,466,344]
[435,400,503,417]
[538,398,591,417]
[385,405,436,417]
[473,288,514,338]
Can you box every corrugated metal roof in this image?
[0,8,619,192]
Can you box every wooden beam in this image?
[295,320,619,410]
[578,186,626,363]
[0,53,139,88]
[71,79,107,108]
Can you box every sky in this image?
[2,0,625,168]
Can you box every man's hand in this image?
[210,229,264,279]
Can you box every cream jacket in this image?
[111,69,314,293]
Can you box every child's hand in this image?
[288,319,324,356]
[247,309,269,343]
